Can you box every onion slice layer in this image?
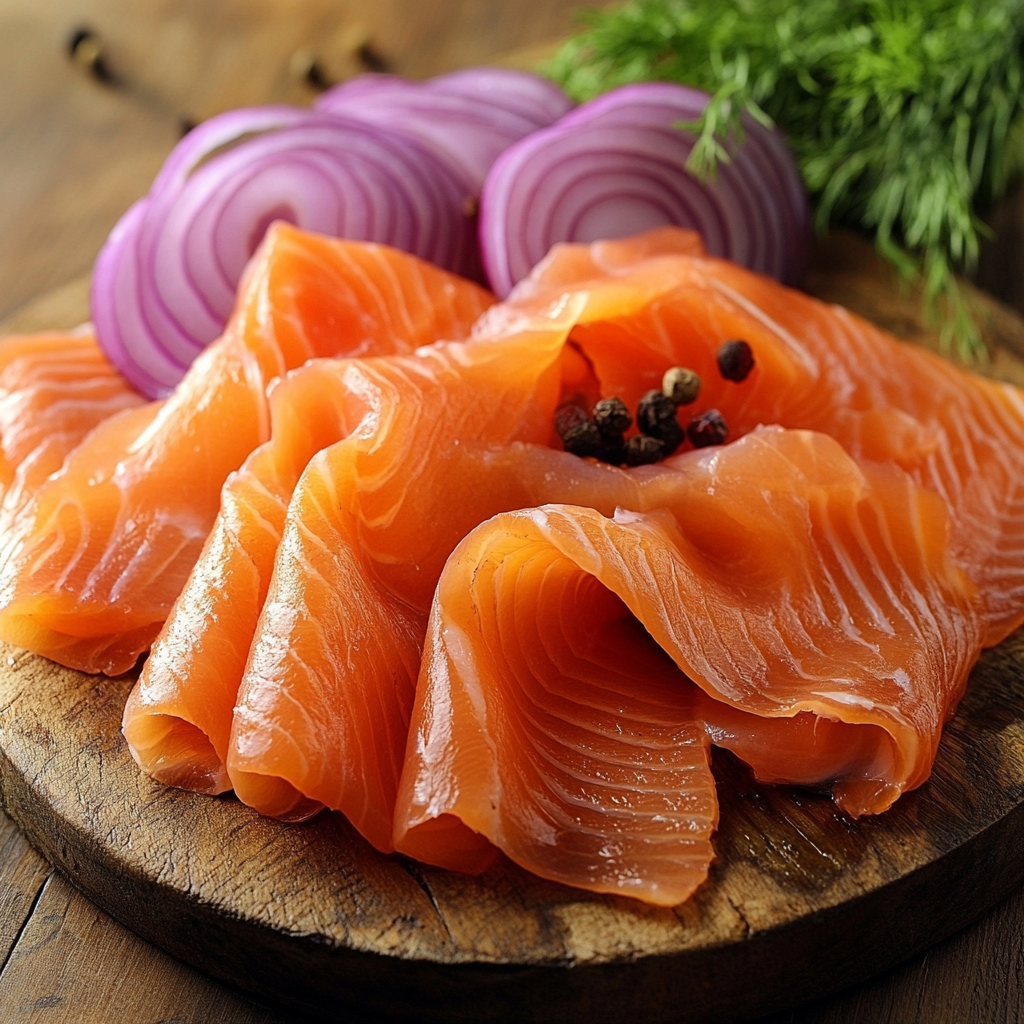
[478,82,810,298]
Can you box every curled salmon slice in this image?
[122,229,1023,885]
[124,314,569,815]
[224,333,572,847]
[394,429,981,904]
[122,364,368,793]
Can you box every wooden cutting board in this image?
[2,233,1024,1024]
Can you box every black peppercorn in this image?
[636,389,683,454]
[687,409,729,448]
[662,366,702,406]
[593,397,632,437]
[596,434,626,465]
[624,435,665,466]
[716,340,755,382]
[637,389,677,433]
[562,421,604,458]
[655,417,684,455]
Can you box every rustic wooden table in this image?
[0,2,1023,1021]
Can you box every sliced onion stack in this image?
[314,69,574,193]
[148,106,308,196]
[478,82,810,298]
[91,111,477,398]
[91,73,814,396]
[428,67,577,125]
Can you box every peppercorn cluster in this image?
[556,339,754,465]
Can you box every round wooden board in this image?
[2,232,1024,1024]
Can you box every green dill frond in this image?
[550,0,1024,360]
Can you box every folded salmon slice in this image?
[0,329,143,528]
[222,334,574,846]
[508,228,1024,642]
[122,365,369,793]
[127,314,666,836]
[394,429,981,904]
[125,230,1024,875]
[0,225,493,673]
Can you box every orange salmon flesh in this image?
[0,226,1021,906]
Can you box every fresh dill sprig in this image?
[549,0,1024,361]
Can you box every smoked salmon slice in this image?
[122,364,369,794]
[508,228,1024,642]
[170,329,572,847]
[127,305,701,840]
[122,230,1024,891]
[393,428,981,905]
[0,225,493,674]
[0,329,144,529]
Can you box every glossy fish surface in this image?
[0,226,493,674]
[107,228,1024,904]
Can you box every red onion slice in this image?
[150,106,307,196]
[556,84,808,281]
[315,71,574,194]
[479,82,810,297]
[427,67,575,125]
[92,113,476,397]
[315,86,541,193]
[90,198,188,398]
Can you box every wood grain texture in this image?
[0,874,294,1024]
[0,814,51,972]
[0,277,92,337]
[765,878,1024,1024]
[0,618,1023,1023]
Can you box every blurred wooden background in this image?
[0,0,578,325]
[1,1,1024,1022]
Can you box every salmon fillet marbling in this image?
[394,429,979,904]
[116,229,1024,906]
[0,225,493,673]
[0,329,144,529]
